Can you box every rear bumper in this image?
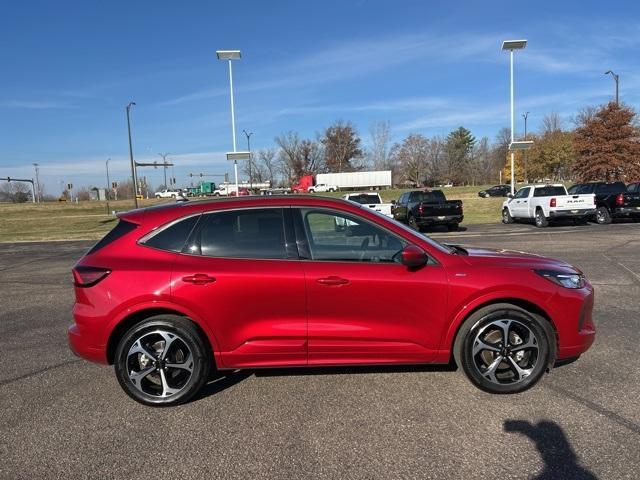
[613,206,640,217]
[68,323,108,364]
[549,208,596,218]
[417,215,463,226]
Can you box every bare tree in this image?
[321,120,362,172]
[390,134,430,186]
[258,148,277,184]
[275,131,322,182]
[0,181,32,203]
[367,121,392,170]
[572,106,598,128]
[541,112,563,134]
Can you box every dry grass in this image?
[0,186,505,242]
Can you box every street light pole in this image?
[217,50,241,196]
[243,130,253,191]
[106,158,111,214]
[604,70,619,105]
[522,112,529,182]
[126,101,138,208]
[502,39,527,195]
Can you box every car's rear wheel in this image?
[454,304,553,394]
[535,209,548,228]
[408,214,420,231]
[502,208,514,224]
[114,315,210,406]
[595,206,611,224]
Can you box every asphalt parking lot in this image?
[1,221,639,479]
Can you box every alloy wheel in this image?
[471,319,539,385]
[126,330,194,398]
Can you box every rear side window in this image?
[348,194,381,204]
[87,220,137,255]
[534,186,567,197]
[595,182,625,194]
[628,183,639,193]
[142,215,200,252]
[190,209,286,259]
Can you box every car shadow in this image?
[504,419,598,480]
[190,363,458,402]
[421,225,469,233]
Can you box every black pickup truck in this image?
[568,181,640,223]
[392,190,463,231]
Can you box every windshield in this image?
[363,206,454,254]
[348,194,381,204]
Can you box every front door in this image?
[295,208,449,365]
[171,207,307,368]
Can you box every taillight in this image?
[550,198,556,208]
[418,204,424,214]
[616,193,624,206]
[73,266,111,287]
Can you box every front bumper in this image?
[549,208,596,219]
[548,284,596,360]
[613,206,640,217]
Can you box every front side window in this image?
[300,209,406,263]
[514,187,530,199]
[189,208,286,259]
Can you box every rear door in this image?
[170,207,308,368]
[394,193,409,221]
[295,207,448,365]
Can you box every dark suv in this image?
[478,185,510,198]
[568,182,640,224]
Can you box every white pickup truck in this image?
[343,192,394,218]
[502,184,596,227]
[308,183,337,193]
[154,189,181,199]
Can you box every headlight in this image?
[535,269,585,289]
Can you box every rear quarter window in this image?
[141,215,201,252]
[87,220,138,255]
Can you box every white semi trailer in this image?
[315,171,392,190]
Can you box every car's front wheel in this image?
[454,303,553,394]
[114,315,211,406]
[502,208,514,224]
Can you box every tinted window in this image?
[412,191,445,203]
[143,215,200,252]
[595,182,625,194]
[534,186,567,197]
[628,183,639,193]
[568,184,592,194]
[348,194,381,204]
[193,209,286,259]
[87,220,137,254]
[301,209,406,263]
[514,187,530,199]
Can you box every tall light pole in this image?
[217,50,241,195]
[502,39,527,195]
[604,70,619,105]
[105,158,111,214]
[32,163,40,203]
[126,101,138,208]
[243,130,253,191]
[522,112,529,182]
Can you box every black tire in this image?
[595,206,611,225]
[114,315,211,407]
[502,208,514,224]
[453,303,554,394]
[447,223,459,231]
[308,189,315,193]
[329,188,336,192]
[535,209,549,228]
[408,214,420,231]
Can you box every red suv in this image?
[69,196,595,406]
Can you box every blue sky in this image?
[1,0,638,192]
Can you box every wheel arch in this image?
[446,297,558,365]
[106,306,218,366]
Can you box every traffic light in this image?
[111,182,118,189]
[67,183,73,190]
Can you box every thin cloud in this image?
[1,100,76,110]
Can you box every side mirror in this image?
[507,193,514,198]
[401,245,428,268]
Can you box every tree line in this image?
[245,101,640,188]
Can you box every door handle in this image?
[317,276,349,286]
[182,274,216,285]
